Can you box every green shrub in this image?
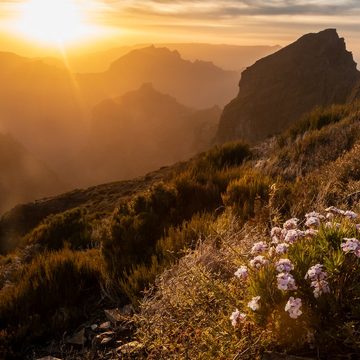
[241,212,360,353]
[222,171,273,221]
[193,141,252,172]
[277,104,354,147]
[22,208,92,251]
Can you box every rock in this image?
[104,308,123,324]
[116,341,144,355]
[66,328,86,346]
[100,337,113,345]
[95,331,115,342]
[216,29,360,144]
[90,324,98,331]
[36,357,62,360]
[99,321,111,330]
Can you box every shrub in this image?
[193,141,252,173]
[277,104,354,147]
[236,208,360,354]
[222,171,273,221]
[0,249,103,351]
[22,208,92,251]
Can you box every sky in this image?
[0,0,360,60]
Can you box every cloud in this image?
[104,0,360,18]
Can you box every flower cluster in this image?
[275,258,297,291]
[325,206,358,220]
[230,309,246,328]
[234,266,248,280]
[305,264,330,298]
[277,272,297,291]
[276,258,294,273]
[341,238,360,257]
[249,255,268,269]
[285,297,302,319]
[248,296,261,311]
[275,243,289,255]
[251,241,268,255]
[231,207,359,327]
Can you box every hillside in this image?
[0,99,359,359]
[0,133,66,216]
[216,29,360,143]
[82,83,221,184]
[77,46,239,109]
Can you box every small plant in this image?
[231,207,360,353]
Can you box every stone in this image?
[116,341,144,355]
[66,328,85,346]
[104,308,123,324]
[36,357,62,360]
[90,324,98,331]
[99,321,111,330]
[100,337,113,345]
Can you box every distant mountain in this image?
[0,133,66,215]
[216,29,360,143]
[83,83,221,184]
[69,43,281,72]
[78,46,239,108]
[0,51,86,179]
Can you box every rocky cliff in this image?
[216,29,359,143]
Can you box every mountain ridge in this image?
[216,29,360,143]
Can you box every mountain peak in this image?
[216,29,359,143]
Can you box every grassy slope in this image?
[0,102,359,358]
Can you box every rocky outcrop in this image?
[216,29,359,143]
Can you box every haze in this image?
[0,0,359,214]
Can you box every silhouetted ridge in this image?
[216,29,359,143]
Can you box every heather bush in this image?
[222,170,273,221]
[22,208,92,251]
[0,249,103,350]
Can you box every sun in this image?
[13,0,92,47]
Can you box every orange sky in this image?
[0,1,360,62]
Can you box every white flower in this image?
[341,238,360,257]
[305,212,324,220]
[277,272,297,291]
[326,212,334,220]
[285,297,302,319]
[285,229,304,244]
[325,206,345,215]
[275,258,294,273]
[311,279,330,298]
[247,296,261,311]
[234,266,248,280]
[305,216,320,228]
[251,241,268,255]
[283,218,299,230]
[305,264,327,281]
[305,264,330,297]
[249,255,269,269]
[230,309,246,327]
[344,211,358,220]
[275,243,289,255]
